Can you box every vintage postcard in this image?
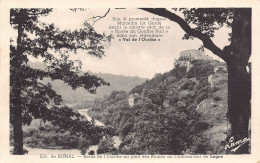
[0,0,260,163]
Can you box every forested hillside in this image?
[29,62,147,108]
[88,57,228,154]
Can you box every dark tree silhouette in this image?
[10,8,112,154]
[141,8,251,154]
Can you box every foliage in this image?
[10,8,111,124]
[129,82,147,95]
[10,8,112,154]
[182,8,234,38]
[141,8,251,153]
[119,86,210,154]
[180,80,196,90]
[47,106,116,153]
[89,58,226,154]
[97,137,116,154]
[31,69,147,108]
[23,123,79,148]
[213,96,221,101]
[88,150,95,155]
[187,60,215,78]
[89,90,132,130]
[10,107,117,154]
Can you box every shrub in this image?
[173,65,187,79]
[169,96,178,106]
[88,150,95,155]
[78,137,93,154]
[38,125,46,131]
[180,80,196,90]
[97,137,115,154]
[196,93,207,104]
[80,148,87,155]
[213,96,221,101]
[197,121,210,130]
[187,104,197,110]
[187,60,214,78]
[212,86,220,93]
[120,123,134,139]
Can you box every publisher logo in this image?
[225,136,250,152]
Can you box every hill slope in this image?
[29,62,147,108]
[88,56,228,154]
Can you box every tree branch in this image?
[87,8,110,26]
[140,8,226,61]
[27,11,51,16]
[27,9,53,16]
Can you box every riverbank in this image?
[16,108,121,155]
[78,108,122,153]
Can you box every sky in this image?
[36,8,231,79]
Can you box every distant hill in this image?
[29,62,147,108]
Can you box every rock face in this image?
[196,64,228,154]
[214,66,227,73]
[174,49,213,71]
[208,66,228,88]
[128,94,135,107]
[128,93,140,107]
[180,49,213,60]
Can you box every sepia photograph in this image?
[0,2,258,162]
[8,7,252,156]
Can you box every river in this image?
[23,108,121,155]
[78,109,121,150]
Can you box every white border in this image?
[1,1,259,163]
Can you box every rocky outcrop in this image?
[214,66,227,73]
[174,49,213,71]
[208,66,228,88]
[196,64,228,154]
[128,93,140,107]
[180,49,213,60]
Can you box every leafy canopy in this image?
[10,8,111,126]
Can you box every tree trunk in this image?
[12,88,23,155]
[225,8,251,154]
[226,62,251,154]
[223,8,251,154]
[12,22,24,155]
